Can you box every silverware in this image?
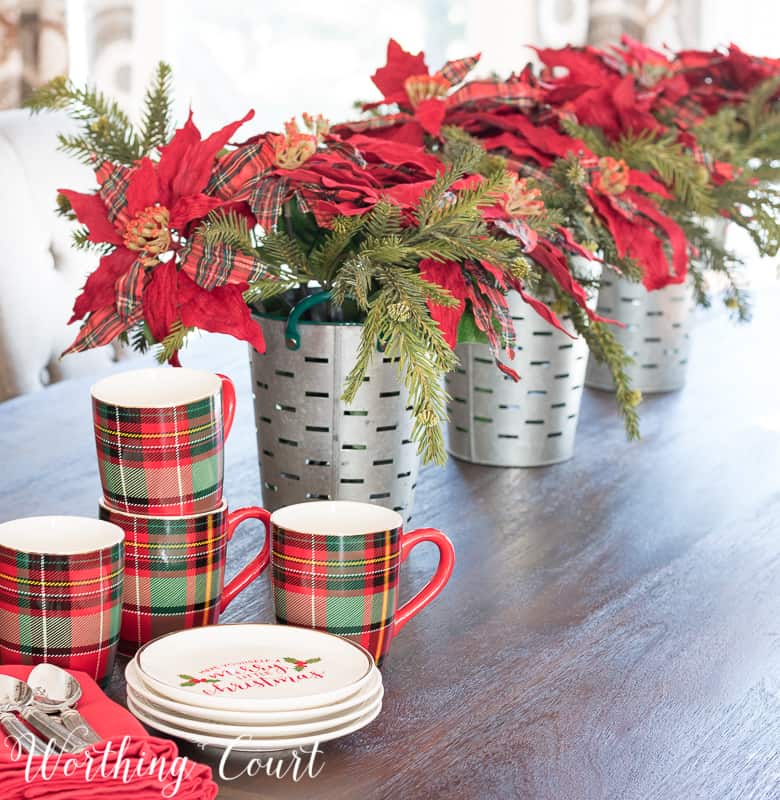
[27,664,102,745]
[0,676,50,756]
[0,675,90,752]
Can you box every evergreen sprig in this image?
[155,321,191,364]
[25,62,175,165]
[139,63,175,155]
[563,296,641,440]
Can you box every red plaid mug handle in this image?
[220,506,271,612]
[393,528,455,635]
[216,374,237,440]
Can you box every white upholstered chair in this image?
[0,109,124,402]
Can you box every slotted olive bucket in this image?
[446,260,600,467]
[249,293,419,521]
[585,274,694,393]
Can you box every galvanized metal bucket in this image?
[446,262,599,467]
[248,296,419,521]
[585,274,694,393]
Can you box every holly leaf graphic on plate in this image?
[178,673,220,687]
[284,657,322,672]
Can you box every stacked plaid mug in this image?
[91,368,271,656]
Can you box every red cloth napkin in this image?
[0,665,218,799]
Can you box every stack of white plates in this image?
[124,623,383,752]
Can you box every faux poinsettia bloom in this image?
[60,109,268,355]
[206,126,452,232]
[365,38,480,135]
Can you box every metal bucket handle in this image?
[284,290,332,350]
[284,290,386,353]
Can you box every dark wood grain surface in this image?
[1,292,778,800]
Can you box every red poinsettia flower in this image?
[365,38,480,136]
[207,120,453,232]
[60,110,268,355]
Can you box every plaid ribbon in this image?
[179,237,267,290]
[114,258,147,320]
[96,161,132,226]
[447,79,539,112]
[93,394,225,516]
[271,524,402,665]
[206,140,276,200]
[437,54,480,86]
[64,305,142,355]
[464,261,515,355]
[0,542,123,684]
[232,174,291,232]
[99,506,229,655]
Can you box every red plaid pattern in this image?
[0,541,123,685]
[96,161,132,226]
[64,305,143,355]
[447,79,540,111]
[100,503,270,656]
[437,54,480,86]
[99,505,228,655]
[271,525,402,665]
[114,258,146,320]
[179,237,267,291]
[205,140,276,200]
[93,391,227,516]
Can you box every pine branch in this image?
[26,75,144,164]
[258,229,311,276]
[155,321,191,363]
[679,214,752,320]
[340,280,457,464]
[566,300,641,440]
[139,62,174,155]
[614,130,715,215]
[309,216,365,283]
[559,118,610,154]
[243,277,300,306]
[198,209,257,253]
[118,322,153,354]
[363,199,403,239]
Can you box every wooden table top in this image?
[0,292,778,800]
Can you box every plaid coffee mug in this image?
[91,368,236,516]
[270,501,455,664]
[0,516,124,684]
[99,500,270,655]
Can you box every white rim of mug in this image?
[90,367,222,409]
[0,516,124,556]
[270,500,403,537]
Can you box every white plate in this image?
[127,681,383,737]
[126,693,382,752]
[126,658,382,724]
[135,624,375,711]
